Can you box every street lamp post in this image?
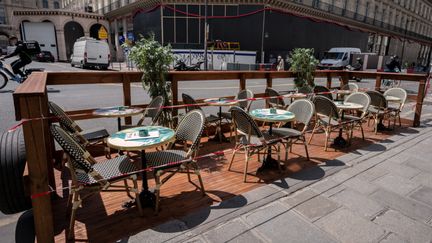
[203,0,208,70]
[260,6,266,63]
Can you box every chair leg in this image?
[68,192,81,240]
[308,123,319,144]
[186,165,192,183]
[360,123,365,140]
[243,149,250,182]
[398,113,402,126]
[124,179,133,199]
[132,176,143,216]
[191,161,205,195]
[324,128,330,151]
[284,141,289,161]
[302,136,310,160]
[228,146,238,171]
[154,171,162,214]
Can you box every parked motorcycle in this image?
[174,60,204,71]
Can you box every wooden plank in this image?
[414,79,426,127]
[19,95,54,243]
[122,74,132,125]
[13,72,47,120]
[46,72,142,85]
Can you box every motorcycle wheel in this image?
[0,72,7,90]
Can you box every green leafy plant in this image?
[127,34,174,126]
[289,48,319,89]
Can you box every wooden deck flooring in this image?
[51,119,414,242]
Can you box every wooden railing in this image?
[12,70,428,243]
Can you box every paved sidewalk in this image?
[121,120,432,243]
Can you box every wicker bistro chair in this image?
[308,96,354,151]
[48,101,110,156]
[182,93,220,138]
[228,106,283,182]
[341,83,359,92]
[144,110,206,213]
[272,99,315,161]
[219,89,254,139]
[50,124,143,239]
[313,85,333,100]
[265,88,288,109]
[343,92,371,140]
[383,88,407,127]
[121,96,165,130]
[339,83,359,101]
[365,91,390,134]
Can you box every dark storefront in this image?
[133,4,369,62]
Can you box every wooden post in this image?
[326,72,332,89]
[414,79,426,127]
[19,95,55,243]
[171,76,179,125]
[375,74,382,91]
[122,74,132,125]
[40,94,56,190]
[266,73,273,88]
[340,72,349,87]
[240,74,246,90]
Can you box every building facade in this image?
[86,0,431,66]
[0,0,109,61]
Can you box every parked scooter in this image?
[174,60,204,71]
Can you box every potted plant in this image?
[127,34,174,126]
[289,48,319,90]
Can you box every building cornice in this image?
[13,9,106,20]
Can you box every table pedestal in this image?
[332,111,348,148]
[257,123,280,173]
[209,106,230,143]
[139,150,156,208]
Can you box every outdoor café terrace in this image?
[11,70,428,242]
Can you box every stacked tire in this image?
[0,128,32,214]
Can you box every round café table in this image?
[107,126,176,208]
[249,108,295,172]
[93,106,144,131]
[204,98,239,143]
[333,101,364,147]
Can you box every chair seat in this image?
[239,131,281,147]
[368,106,387,114]
[272,128,302,138]
[82,128,110,142]
[76,155,137,184]
[146,150,190,170]
[343,115,363,122]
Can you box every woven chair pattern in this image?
[138,96,165,126]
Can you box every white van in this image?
[71,37,110,69]
[318,47,361,70]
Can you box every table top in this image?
[204,98,239,106]
[385,95,402,102]
[93,106,144,118]
[250,108,295,122]
[283,93,308,99]
[336,90,353,95]
[107,126,176,151]
[333,101,364,110]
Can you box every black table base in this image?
[140,150,156,208]
[377,121,393,132]
[257,123,282,173]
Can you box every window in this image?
[43,0,49,8]
[0,5,5,24]
[54,1,60,9]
